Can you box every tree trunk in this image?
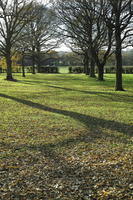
[22,65,25,77]
[6,54,14,81]
[32,46,36,74]
[37,55,41,73]
[37,46,41,73]
[115,30,124,91]
[90,58,96,78]
[22,55,26,77]
[84,53,90,75]
[97,64,104,81]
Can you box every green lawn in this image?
[0,73,133,200]
[58,66,69,73]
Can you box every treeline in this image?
[0,50,82,72]
[0,0,60,79]
[123,50,133,66]
[55,0,133,90]
[0,0,133,91]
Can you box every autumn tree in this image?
[101,0,133,90]
[19,2,60,74]
[0,53,21,73]
[0,0,34,80]
[56,0,114,80]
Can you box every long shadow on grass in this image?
[0,93,132,137]
[0,92,132,151]
[46,85,133,103]
[19,80,133,103]
[0,93,133,198]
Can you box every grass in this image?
[0,73,133,200]
[58,66,83,73]
[58,66,69,73]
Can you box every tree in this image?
[102,0,133,90]
[56,0,114,80]
[20,2,60,74]
[0,0,34,80]
[0,53,21,73]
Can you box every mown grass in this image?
[0,73,133,200]
[58,66,83,73]
[58,66,69,73]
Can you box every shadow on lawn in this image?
[0,93,133,198]
[46,85,133,103]
[0,93,132,138]
[18,80,47,85]
[18,80,133,103]
[19,79,133,103]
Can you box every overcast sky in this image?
[55,43,71,52]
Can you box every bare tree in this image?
[20,2,60,74]
[56,0,114,81]
[0,0,34,80]
[101,0,133,90]
[17,38,29,77]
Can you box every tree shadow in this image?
[0,93,132,137]
[0,93,133,198]
[18,79,133,103]
[18,80,47,85]
[46,85,133,103]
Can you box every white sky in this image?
[55,43,71,52]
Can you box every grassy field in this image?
[58,66,69,73]
[58,66,83,73]
[0,73,133,200]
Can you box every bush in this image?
[40,67,59,73]
[69,66,84,73]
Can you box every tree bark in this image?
[90,58,96,78]
[22,55,26,77]
[37,55,41,73]
[115,30,124,91]
[97,64,104,81]
[84,53,90,75]
[5,54,14,81]
[32,46,36,74]
[36,45,41,73]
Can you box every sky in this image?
[55,43,71,52]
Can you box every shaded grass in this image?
[0,73,133,199]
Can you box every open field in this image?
[58,66,70,73]
[0,73,133,199]
[58,65,133,74]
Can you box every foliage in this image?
[39,66,59,73]
[0,0,34,80]
[17,2,60,74]
[56,0,114,80]
[0,54,21,72]
[68,66,84,73]
[0,73,133,199]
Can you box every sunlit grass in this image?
[0,73,133,199]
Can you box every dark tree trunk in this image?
[22,65,25,77]
[37,56,41,73]
[115,30,124,91]
[90,58,96,78]
[37,46,41,73]
[97,64,104,81]
[32,60,35,74]
[6,54,14,81]
[22,55,26,77]
[32,46,36,74]
[84,53,90,75]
